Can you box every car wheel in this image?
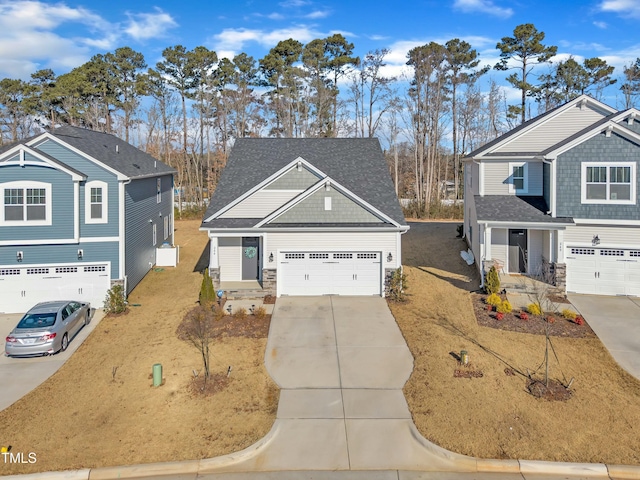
[61,333,69,352]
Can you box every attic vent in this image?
[115,145,119,154]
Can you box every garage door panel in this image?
[279,252,381,296]
[0,263,110,314]
[566,247,640,297]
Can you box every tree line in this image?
[1,23,639,216]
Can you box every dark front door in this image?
[508,229,527,273]
[242,237,260,280]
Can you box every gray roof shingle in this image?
[202,138,406,228]
[475,195,574,224]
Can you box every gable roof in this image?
[37,126,175,179]
[0,144,86,180]
[475,195,573,225]
[201,138,406,228]
[465,95,617,159]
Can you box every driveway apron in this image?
[201,296,475,473]
[568,294,640,380]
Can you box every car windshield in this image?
[16,313,57,329]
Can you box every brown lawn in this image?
[393,220,640,465]
[0,220,278,475]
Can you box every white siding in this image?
[565,225,640,247]
[528,229,543,275]
[491,228,507,265]
[266,231,400,269]
[495,104,608,153]
[220,190,300,218]
[484,162,509,194]
[542,230,551,261]
[483,161,543,195]
[219,237,241,281]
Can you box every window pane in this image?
[26,205,46,220]
[91,203,102,219]
[610,167,630,183]
[513,166,524,177]
[91,187,102,203]
[4,189,23,205]
[5,205,23,220]
[587,166,607,183]
[26,189,45,205]
[587,184,607,200]
[514,179,524,190]
[610,184,631,200]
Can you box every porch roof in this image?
[475,195,574,224]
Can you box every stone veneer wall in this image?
[209,267,221,290]
[551,262,566,296]
[262,269,277,296]
[384,268,396,297]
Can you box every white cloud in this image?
[599,0,640,19]
[305,10,331,19]
[212,25,323,57]
[124,8,178,41]
[593,21,608,29]
[452,0,513,18]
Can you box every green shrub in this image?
[199,269,215,307]
[484,266,500,295]
[104,284,127,315]
[561,309,577,320]
[527,303,542,316]
[485,293,502,307]
[387,267,408,302]
[497,300,512,314]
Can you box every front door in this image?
[508,229,527,273]
[242,237,260,280]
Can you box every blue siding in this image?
[0,241,119,279]
[124,174,173,293]
[0,164,74,240]
[556,132,640,220]
[35,139,119,238]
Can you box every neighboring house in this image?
[0,126,175,313]
[200,138,408,297]
[464,94,640,297]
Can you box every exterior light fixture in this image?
[269,252,274,262]
[592,235,600,246]
[387,252,393,262]
[77,249,84,260]
[16,251,23,262]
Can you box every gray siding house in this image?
[0,126,175,313]
[201,138,408,297]
[464,95,640,297]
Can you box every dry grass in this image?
[392,220,640,465]
[0,220,278,475]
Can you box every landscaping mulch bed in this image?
[471,293,596,338]
[527,378,573,402]
[213,312,272,338]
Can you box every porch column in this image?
[209,236,219,268]
[484,225,492,261]
[556,229,565,262]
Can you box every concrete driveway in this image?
[0,309,104,411]
[568,294,640,380]
[197,296,476,474]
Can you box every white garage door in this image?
[0,263,110,314]
[279,252,381,296]
[566,247,640,296]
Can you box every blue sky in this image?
[1,0,639,105]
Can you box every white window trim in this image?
[581,162,636,205]
[163,216,169,240]
[508,162,528,194]
[156,178,162,204]
[0,180,52,226]
[153,223,157,246]
[84,180,108,224]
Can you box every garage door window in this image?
[1,181,51,226]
